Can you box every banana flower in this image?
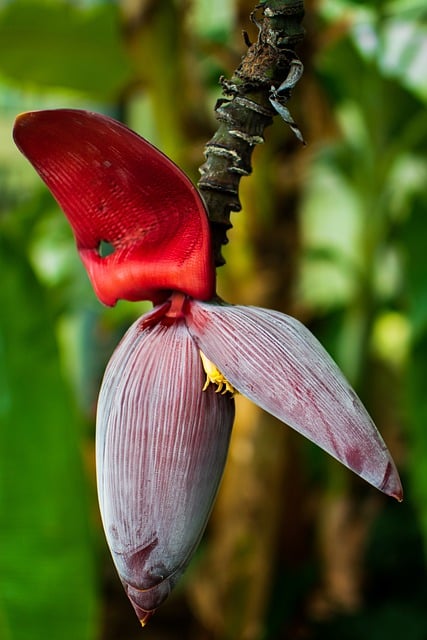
[13,110,402,626]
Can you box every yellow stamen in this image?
[199,351,236,395]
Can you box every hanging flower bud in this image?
[13,109,402,625]
[97,309,234,624]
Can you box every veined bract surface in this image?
[13,109,402,626]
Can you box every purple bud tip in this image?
[381,460,404,502]
[126,585,156,627]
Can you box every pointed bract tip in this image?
[13,112,32,140]
[140,614,151,628]
[381,460,403,502]
[14,111,28,124]
[13,110,38,129]
[13,111,44,150]
[132,602,155,627]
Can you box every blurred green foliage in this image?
[0,0,426,639]
[0,233,97,640]
[0,1,132,98]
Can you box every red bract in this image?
[187,301,402,497]
[13,109,402,626]
[13,110,214,305]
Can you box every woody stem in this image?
[198,0,305,267]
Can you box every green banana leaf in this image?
[0,234,98,640]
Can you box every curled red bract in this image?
[13,109,215,305]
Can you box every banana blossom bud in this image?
[13,110,402,625]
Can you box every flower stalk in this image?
[198,0,306,266]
